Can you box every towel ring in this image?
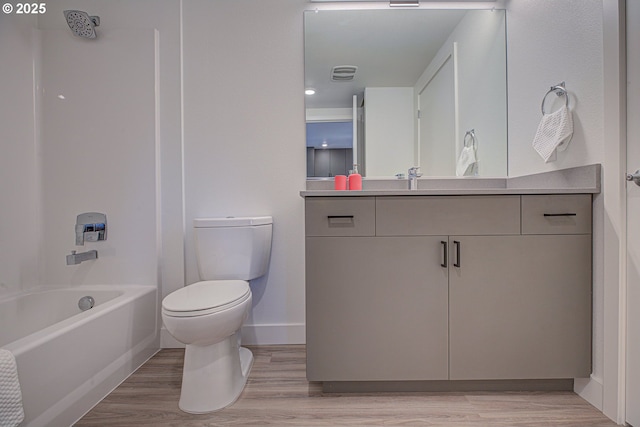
[464,129,477,149]
[541,82,569,115]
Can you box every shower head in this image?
[63,10,100,39]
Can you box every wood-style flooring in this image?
[75,346,617,426]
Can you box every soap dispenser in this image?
[348,164,362,191]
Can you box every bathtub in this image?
[0,285,158,427]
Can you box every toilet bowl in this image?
[162,280,253,413]
[161,216,272,413]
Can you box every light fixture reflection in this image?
[305,88,316,95]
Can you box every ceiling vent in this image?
[331,65,358,82]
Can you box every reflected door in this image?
[418,46,456,176]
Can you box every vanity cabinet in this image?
[305,194,592,383]
[305,197,448,381]
[448,234,592,380]
[306,236,448,381]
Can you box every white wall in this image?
[181,0,307,345]
[306,108,353,122]
[0,14,40,296]
[506,0,604,176]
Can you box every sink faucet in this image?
[408,167,422,190]
[66,250,98,265]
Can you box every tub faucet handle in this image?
[75,212,107,246]
[75,225,85,246]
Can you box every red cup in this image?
[334,175,347,190]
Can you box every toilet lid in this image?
[162,280,250,315]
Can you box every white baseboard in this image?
[574,375,604,411]
[160,323,306,348]
[241,323,306,345]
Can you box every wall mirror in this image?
[304,8,507,178]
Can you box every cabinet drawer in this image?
[376,196,520,236]
[521,195,592,235]
[305,197,375,236]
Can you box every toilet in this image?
[162,216,272,414]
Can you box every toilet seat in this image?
[162,280,251,318]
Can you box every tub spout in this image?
[66,250,98,265]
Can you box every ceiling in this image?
[304,9,467,109]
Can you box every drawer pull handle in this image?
[327,215,354,225]
[441,241,448,268]
[453,240,461,268]
[543,213,577,217]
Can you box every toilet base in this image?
[178,334,254,414]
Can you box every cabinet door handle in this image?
[441,241,448,267]
[453,240,461,268]
[543,213,577,217]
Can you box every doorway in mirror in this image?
[306,121,353,177]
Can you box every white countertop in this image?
[301,165,601,197]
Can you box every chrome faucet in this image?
[66,250,98,265]
[408,167,422,190]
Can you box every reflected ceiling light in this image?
[321,141,328,148]
[305,88,316,95]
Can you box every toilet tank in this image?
[193,216,272,281]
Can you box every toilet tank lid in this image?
[194,216,272,228]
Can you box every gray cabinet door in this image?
[449,235,592,380]
[306,236,449,381]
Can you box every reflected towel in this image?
[532,104,574,162]
[456,145,477,176]
[0,349,24,427]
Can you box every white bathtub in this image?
[0,285,158,427]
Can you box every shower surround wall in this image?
[37,2,185,346]
[39,28,158,286]
[35,1,183,294]
[0,14,40,296]
[0,1,183,303]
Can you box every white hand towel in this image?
[532,104,574,162]
[0,349,24,427]
[456,145,478,176]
